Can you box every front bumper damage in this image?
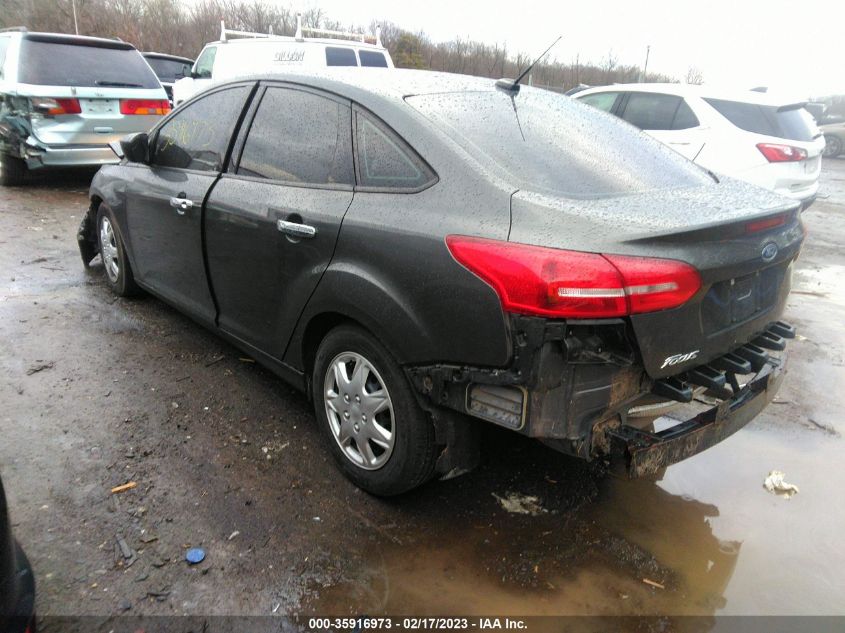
[409,316,794,477]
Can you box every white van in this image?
[172,15,394,106]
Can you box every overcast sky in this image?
[288,0,841,98]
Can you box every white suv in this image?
[172,16,394,107]
[575,83,825,209]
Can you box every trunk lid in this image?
[509,179,804,378]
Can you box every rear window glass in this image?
[704,98,817,141]
[326,47,357,67]
[359,51,388,68]
[18,38,160,88]
[409,90,711,197]
[145,57,191,83]
[238,87,354,186]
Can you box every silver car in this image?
[0,29,169,185]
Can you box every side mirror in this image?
[190,69,201,79]
[119,132,149,164]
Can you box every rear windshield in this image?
[408,90,711,197]
[704,98,818,141]
[145,57,190,82]
[18,39,160,88]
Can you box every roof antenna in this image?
[496,35,561,93]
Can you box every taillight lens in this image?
[756,143,807,162]
[446,236,701,318]
[30,97,81,115]
[119,99,171,115]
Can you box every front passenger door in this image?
[124,85,251,324]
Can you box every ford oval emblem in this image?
[761,242,778,262]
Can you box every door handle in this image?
[169,196,194,215]
[277,219,317,239]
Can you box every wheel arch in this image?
[284,264,436,383]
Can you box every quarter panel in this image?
[284,177,513,370]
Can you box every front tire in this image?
[312,325,438,496]
[96,204,138,297]
[0,154,27,186]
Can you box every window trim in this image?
[227,82,355,191]
[351,107,438,194]
[147,81,257,176]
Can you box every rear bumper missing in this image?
[609,353,785,478]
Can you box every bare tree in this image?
[685,66,704,85]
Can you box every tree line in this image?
[1,0,678,89]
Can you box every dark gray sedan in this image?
[78,70,802,495]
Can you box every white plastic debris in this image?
[763,470,800,499]
[492,492,548,516]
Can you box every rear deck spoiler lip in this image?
[623,202,801,243]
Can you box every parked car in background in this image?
[172,14,393,106]
[0,471,35,633]
[821,119,845,158]
[0,28,170,186]
[575,83,825,209]
[79,70,800,495]
[142,52,194,105]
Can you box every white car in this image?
[574,83,825,209]
[172,15,394,107]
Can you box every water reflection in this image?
[305,429,740,625]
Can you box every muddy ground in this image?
[1,159,844,627]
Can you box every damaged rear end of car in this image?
[407,86,804,477]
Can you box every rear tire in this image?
[312,325,438,496]
[96,204,138,297]
[823,136,843,158]
[0,154,27,186]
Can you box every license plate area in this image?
[80,99,118,115]
[701,263,788,334]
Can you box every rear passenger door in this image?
[204,84,354,359]
[618,92,705,161]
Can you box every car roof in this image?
[209,36,388,52]
[577,82,806,107]
[143,51,194,63]
[223,68,499,102]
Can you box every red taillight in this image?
[446,236,701,318]
[119,99,171,115]
[746,213,787,234]
[30,97,81,115]
[756,143,807,162]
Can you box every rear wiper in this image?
[95,80,143,88]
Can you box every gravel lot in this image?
[1,159,844,624]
